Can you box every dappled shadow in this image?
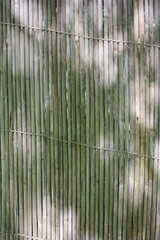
[0,0,160,240]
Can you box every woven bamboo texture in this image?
[0,0,160,239]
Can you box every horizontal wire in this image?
[0,231,44,240]
[0,128,159,161]
[0,21,160,48]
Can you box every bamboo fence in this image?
[0,0,160,239]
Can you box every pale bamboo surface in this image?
[0,0,160,240]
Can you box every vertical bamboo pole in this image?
[70,0,77,238]
[1,1,8,239]
[50,1,57,239]
[112,0,119,238]
[133,1,140,239]
[60,0,67,238]
[89,0,95,238]
[25,0,32,237]
[103,1,109,238]
[14,1,23,239]
[32,2,38,238]
[3,1,9,239]
[49,0,55,239]
[97,0,104,239]
[58,1,63,239]
[127,1,135,239]
[147,1,154,239]
[61,0,67,238]
[58,1,63,238]
[41,3,47,239]
[93,0,100,238]
[54,0,60,238]
[85,1,90,239]
[74,0,81,238]
[44,1,51,239]
[34,0,42,239]
[150,1,156,239]
[37,1,43,239]
[79,0,86,239]
[66,0,72,238]
[52,2,59,236]
[108,1,114,239]
[117,0,125,238]
[122,0,129,239]
[138,1,145,239]
[143,0,149,239]
[138,6,144,238]
[147,13,151,240]
[11,2,18,239]
[47,1,52,239]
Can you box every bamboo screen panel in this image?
[0,0,160,239]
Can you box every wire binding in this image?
[0,22,160,48]
[0,128,159,161]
